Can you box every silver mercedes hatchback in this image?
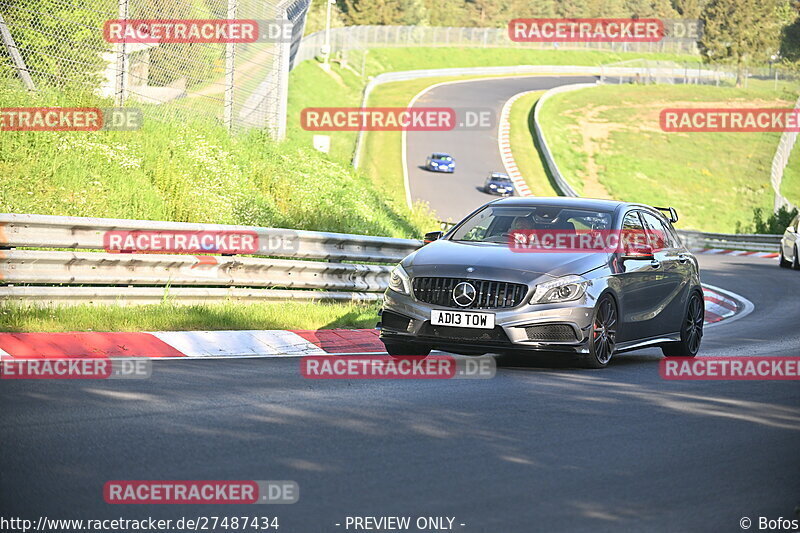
[379,197,703,368]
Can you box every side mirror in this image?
[423,231,443,244]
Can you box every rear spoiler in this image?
[654,206,679,223]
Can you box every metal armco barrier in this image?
[677,230,782,252]
[0,213,420,306]
[0,214,781,307]
[0,213,419,263]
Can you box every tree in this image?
[672,0,706,18]
[700,0,784,86]
[779,1,800,66]
[343,0,428,25]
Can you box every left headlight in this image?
[388,265,411,295]
[530,275,589,304]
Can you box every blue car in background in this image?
[426,153,455,173]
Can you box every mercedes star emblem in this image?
[452,282,477,307]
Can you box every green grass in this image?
[507,91,559,197]
[0,81,428,239]
[0,301,380,332]
[536,82,800,232]
[781,141,800,208]
[286,60,365,163]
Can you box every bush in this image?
[737,205,799,234]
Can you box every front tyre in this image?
[581,295,618,369]
[382,339,431,357]
[661,291,704,357]
[779,246,792,268]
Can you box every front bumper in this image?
[379,289,596,355]
[429,165,455,173]
[485,188,513,196]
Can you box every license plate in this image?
[431,310,495,329]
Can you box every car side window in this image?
[640,211,676,250]
[622,211,644,231]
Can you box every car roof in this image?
[489,196,629,211]
[431,153,451,157]
[489,172,510,178]
[487,197,674,220]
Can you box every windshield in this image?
[432,154,452,160]
[449,205,614,243]
[490,175,512,182]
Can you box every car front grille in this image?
[524,324,578,342]
[412,277,528,309]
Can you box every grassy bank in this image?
[0,301,380,332]
[0,82,430,238]
[782,142,800,208]
[507,91,559,197]
[535,82,799,232]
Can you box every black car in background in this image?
[483,172,515,196]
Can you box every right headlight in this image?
[529,275,589,304]
[388,265,411,295]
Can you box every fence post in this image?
[114,0,129,106]
[223,0,237,130]
[0,11,35,91]
[275,10,290,140]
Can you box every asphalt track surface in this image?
[405,75,594,221]
[2,255,799,533]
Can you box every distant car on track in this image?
[379,197,703,368]
[779,213,800,269]
[426,153,455,173]
[483,172,514,196]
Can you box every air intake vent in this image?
[381,310,411,332]
[525,324,577,342]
